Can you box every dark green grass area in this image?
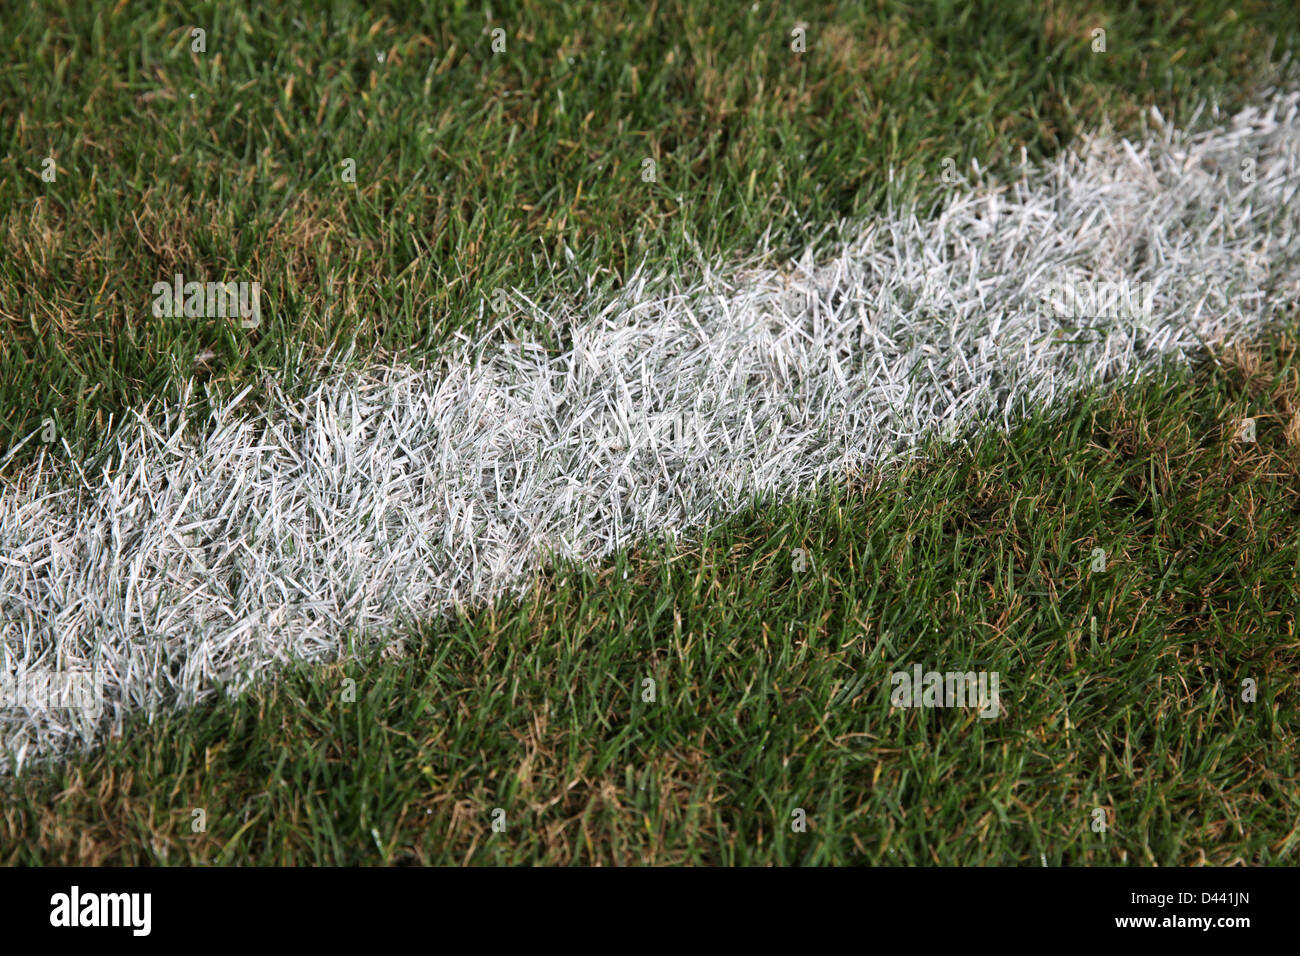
[4,326,1297,865]
[2,0,1298,472]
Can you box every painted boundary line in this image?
[1,89,1298,771]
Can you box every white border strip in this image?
[3,90,1299,770]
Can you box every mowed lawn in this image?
[3,331,1297,865]
[3,0,1298,470]
[0,1,1298,865]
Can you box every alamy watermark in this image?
[152,273,262,328]
[50,886,150,936]
[593,408,710,456]
[1036,272,1156,325]
[1,667,103,717]
[890,664,1001,719]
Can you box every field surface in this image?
[1,1,1298,865]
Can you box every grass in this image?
[3,325,1296,865]
[3,0,1297,868]
[2,0,1299,473]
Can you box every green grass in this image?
[3,0,1298,473]
[4,0,1298,867]
[4,326,1296,865]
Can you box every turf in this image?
[3,0,1299,473]
[4,0,1299,868]
[5,80,1298,770]
[3,326,1296,865]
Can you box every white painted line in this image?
[2,89,1299,771]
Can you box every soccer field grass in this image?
[2,1,1299,865]
[5,335,1299,865]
